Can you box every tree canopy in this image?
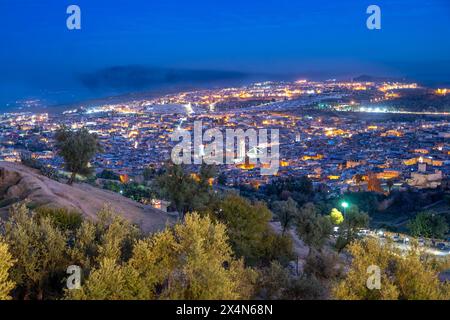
[67,213,257,300]
[330,208,344,225]
[211,194,295,267]
[0,240,15,300]
[335,206,370,252]
[156,162,216,216]
[4,204,68,300]
[264,176,313,205]
[296,203,332,252]
[408,211,448,239]
[55,126,103,185]
[333,238,450,300]
[272,198,299,233]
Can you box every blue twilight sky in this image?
[0,0,449,109]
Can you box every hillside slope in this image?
[0,161,175,233]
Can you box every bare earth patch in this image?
[0,161,176,234]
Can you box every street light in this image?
[341,201,349,215]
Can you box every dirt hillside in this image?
[0,161,176,233]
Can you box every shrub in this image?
[35,207,83,232]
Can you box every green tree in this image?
[205,194,294,267]
[198,163,217,188]
[68,206,140,271]
[156,162,213,217]
[4,204,68,300]
[65,258,147,300]
[214,195,272,265]
[97,169,120,181]
[68,220,98,272]
[408,211,448,239]
[35,206,83,232]
[330,208,344,225]
[0,240,15,300]
[256,245,342,300]
[333,238,450,300]
[272,198,299,234]
[256,261,290,300]
[339,192,379,215]
[335,206,370,253]
[296,203,332,253]
[256,261,329,300]
[303,250,343,281]
[265,176,313,205]
[284,275,327,300]
[258,230,295,267]
[55,126,103,185]
[68,213,257,300]
[96,208,141,263]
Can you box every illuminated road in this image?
[368,233,450,257]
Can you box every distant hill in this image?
[0,161,175,233]
[353,75,408,83]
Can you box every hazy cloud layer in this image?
[79,66,249,91]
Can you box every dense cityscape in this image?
[2,79,449,193]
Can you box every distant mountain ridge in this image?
[352,75,408,83]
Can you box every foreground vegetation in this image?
[0,201,448,300]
